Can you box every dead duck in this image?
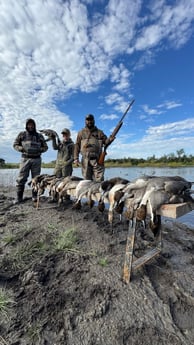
[39,129,60,144]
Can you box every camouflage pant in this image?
[54,164,73,178]
[81,158,105,182]
[16,157,41,187]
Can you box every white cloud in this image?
[134,0,194,69]
[111,64,131,93]
[100,113,119,120]
[91,0,141,57]
[146,118,194,138]
[141,104,164,115]
[107,118,194,159]
[140,100,182,119]
[162,101,182,109]
[0,0,194,163]
[105,93,124,106]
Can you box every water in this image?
[0,166,194,228]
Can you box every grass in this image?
[17,239,48,257]
[2,232,16,245]
[46,222,58,232]
[27,324,42,344]
[2,224,33,246]
[54,227,78,251]
[53,215,80,252]
[98,257,108,267]
[1,213,100,274]
[9,239,50,270]
[0,288,15,320]
[1,217,78,271]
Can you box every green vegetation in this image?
[98,257,108,267]
[54,227,77,251]
[1,149,194,168]
[12,240,49,270]
[27,324,42,344]
[0,288,15,320]
[0,162,19,169]
[2,224,33,246]
[105,149,194,167]
[2,233,17,245]
[2,218,78,271]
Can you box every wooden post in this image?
[122,203,194,284]
[122,215,162,284]
[122,218,137,284]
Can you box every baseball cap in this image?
[61,128,70,135]
[85,114,94,120]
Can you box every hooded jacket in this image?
[13,118,48,158]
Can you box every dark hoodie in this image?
[13,119,48,158]
[26,118,36,133]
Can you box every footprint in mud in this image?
[146,260,194,338]
[170,296,194,332]
[182,240,194,253]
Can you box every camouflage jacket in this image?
[74,126,108,160]
[13,131,48,158]
[52,138,74,166]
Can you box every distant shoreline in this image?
[1,163,194,169]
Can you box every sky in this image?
[0,0,194,163]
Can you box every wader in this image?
[16,157,41,201]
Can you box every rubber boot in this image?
[15,185,24,204]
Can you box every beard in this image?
[27,127,35,134]
[86,122,95,129]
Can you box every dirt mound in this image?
[0,188,194,345]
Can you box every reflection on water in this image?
[0,166,194,228]
[1,166,194,186]
[104,166,194,182]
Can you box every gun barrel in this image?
[112,122,123,137]
[120,99,135,122]
[99,98,135,165]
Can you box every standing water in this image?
[0,166,194,228]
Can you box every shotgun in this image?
[98,99,135,165]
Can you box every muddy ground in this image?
[0,186,194,345]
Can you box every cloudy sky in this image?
[0,0,194,163]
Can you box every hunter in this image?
[13,118,48,203]
[52,128,74,178]
[74,114,114,181]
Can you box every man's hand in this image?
[18,146,24,152]
[109,135,115,144]
[74,159,79,167]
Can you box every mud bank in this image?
[0,186,194,345]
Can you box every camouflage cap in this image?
[61,128,70,135]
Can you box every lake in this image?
[0,166,194,228]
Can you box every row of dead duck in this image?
[29,174,194,236]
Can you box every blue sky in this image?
[0,0,194,163]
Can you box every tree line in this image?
[1,149,194,168]
[105,149,194,167]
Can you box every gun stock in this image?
[98,151,107,165]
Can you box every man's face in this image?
[86,118,94,129]
[62,133,69,141]
[27,122,35,132]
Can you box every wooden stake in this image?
[122,218,137,284]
